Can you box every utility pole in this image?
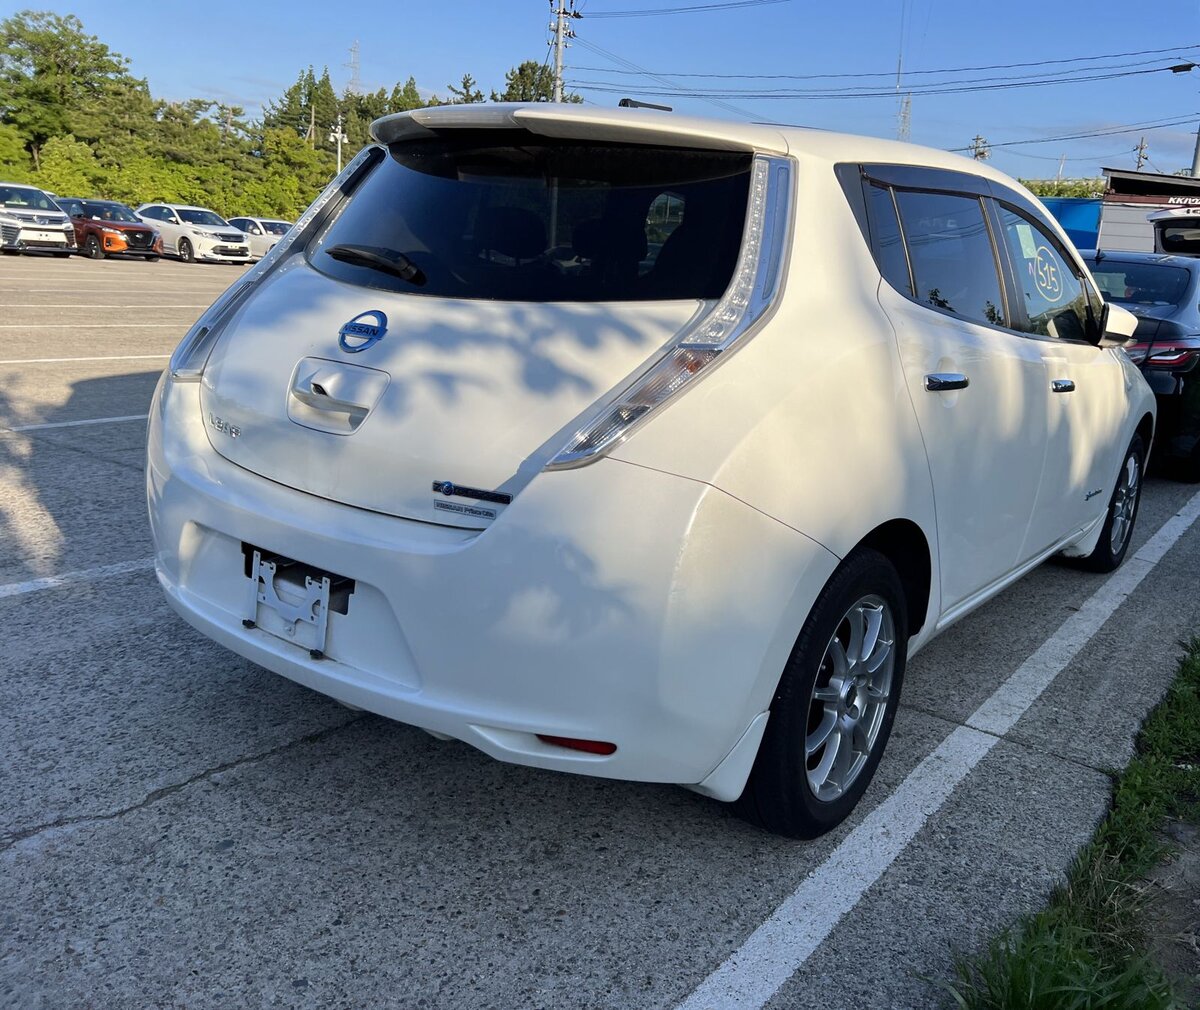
[549,0,580,103]
[1191,126,1200,178]
[329,112,347,173]
[968,135,991,161]
[1056,154,1067,186]
[1135,136,1148,171]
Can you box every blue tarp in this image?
[1040,197,1102,251]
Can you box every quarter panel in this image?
[610,153,939,590]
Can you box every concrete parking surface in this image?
[2,256,1199,1010]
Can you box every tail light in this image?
[546,154,794,469]
[1144,346,1200,368]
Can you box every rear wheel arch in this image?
[1135,411,1154,458]
[854,519,932,638]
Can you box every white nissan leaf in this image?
[147,104,1153,838]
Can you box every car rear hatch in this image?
[198,120,763,528]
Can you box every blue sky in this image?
[6,0,1200,179]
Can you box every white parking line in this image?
[0,354,168,364]
[3,303,207,308]
[0,558,155,600]
[676,489,1200,1010]
[3,414,147,433]
[0,323,182,329]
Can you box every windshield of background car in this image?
[178,208,229,226]
[0,185,56,210]
[82,201,140,224]
[1157,221,1200,256]
[308,133,753,301]
[263,220,291,235]
[1088,261,1191,307]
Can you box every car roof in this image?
[139,203,218,212]
[369,103,1027,189]
[0,181,49,193]
[1080,249,1200,269]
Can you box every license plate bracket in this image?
[243,548,353,658]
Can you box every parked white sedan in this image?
[227,216,293,261]
[135,203,250,264]
[147,104,1153,838]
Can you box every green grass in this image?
[939,638,1200,1010]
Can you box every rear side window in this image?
[309,133,753,301]
[893,190,1006,328]
[997,206,1092,342]
[865,183,911,295]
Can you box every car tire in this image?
[1080,434,1145,573]
[84,234,104,260]
[145,255,160,263]
[735,547,908,839]
[178,238,195,263]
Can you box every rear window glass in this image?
[1089,261,1191,306]
[309,133,753,301]
[1158,221,1200,256]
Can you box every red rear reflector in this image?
[536,734,617,755]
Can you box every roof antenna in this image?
[619,98,672,112]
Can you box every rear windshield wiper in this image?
[325,243,426,286]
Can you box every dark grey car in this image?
[1082,250,1200,479]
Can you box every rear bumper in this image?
[147,377,838,793]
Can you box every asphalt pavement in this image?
[2,255,1199,1010]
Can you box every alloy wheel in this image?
[1109,451,1140,555]
[804,594,896,802]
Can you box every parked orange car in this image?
[58,198,163,259]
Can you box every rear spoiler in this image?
[369,102,790,155]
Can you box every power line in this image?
[571,53,1188,85]
[569,43,1199,81]
[585,0,789,17]
[947,115,1200,151]
[572,35,759,119]
[1002,147,1137,162]
[569,63,1184,99]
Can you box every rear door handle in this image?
[1051,378,1076,393]
[924,372,969,391]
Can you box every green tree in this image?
[0,121,29,178]
[0,10,136,167]
[388,76,424,113]
[311,67,339,148]
[1020,178,1105,199]
[490,60,580,103]
[446,73,484,104]
[36,133,97,194]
